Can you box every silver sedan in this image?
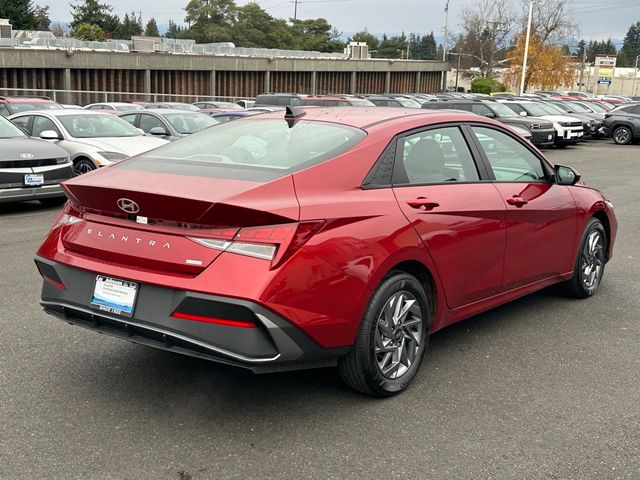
[9,110,168,175]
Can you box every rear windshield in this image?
[122,118,366,179]
[10,102,62,113]
[163,112,219,134]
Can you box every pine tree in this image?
[144,17,160,37]
[0,0,50,30]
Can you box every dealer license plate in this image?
[24,174,44,186]
[91,275,138,317]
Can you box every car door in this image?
[392,125,507,309]
[469,125,577,289]
[139,113,168,137]
[31,115,62,139]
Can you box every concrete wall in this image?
[0,49,449,103]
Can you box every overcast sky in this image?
[49,0,637,43]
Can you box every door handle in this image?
[407,197,440,211]
[506,195,528,207]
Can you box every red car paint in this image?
[36,108,617,354]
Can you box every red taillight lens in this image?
[189,221,324,268]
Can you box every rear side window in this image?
[123,119,366,179]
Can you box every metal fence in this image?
[0,36,347,60]
[0,88,254,106]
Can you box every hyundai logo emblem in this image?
[117,198,140,214]
[19,153,34,159]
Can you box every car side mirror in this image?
[485,112,496,118]
[149,126,167,136]
[40,130,60,140]
[555,164,581,186]
[519,111,527,117]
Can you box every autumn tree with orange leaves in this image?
[503,33,575,90]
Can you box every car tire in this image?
[338,271,430,397]
[562,218,607,298]
[39,197,67,207]
[612,126,632,145]
[73,158,96,176]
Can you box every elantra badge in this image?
[19,153,34,159]
[117,198,139,214]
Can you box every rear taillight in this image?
[52,202,83,229]
[189,221,324,268]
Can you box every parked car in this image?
[35,107,617,396]
[118,109,220,141]
[361,95,422,108]
[84,102,144,112]
[603,103,640,144]
[9,110,168,175]
[192,101,243,110]
[299,96,375,107]
[423,99,555,148]
[236,99,255,109]
[144,102,200,111]
[254,93,308,107]
[206,111,261,123]
[0,96,63,117]
[0,114,71,205]
[542,101,603,139]
[497,100,584,147]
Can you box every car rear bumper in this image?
[35,257,347,373]
[0,183,65,203]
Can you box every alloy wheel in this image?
[581,230,604,289]
[374,291,423,380]
[74,161,95,176]
[614,128,631,144]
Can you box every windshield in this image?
[213,102,243,110]
[10,102,62,113]
[127,119,366,176]
[540,103,566,115]
[396,99,422,108]
[351,99,376,107]
[520,103,554,117]
[547,102,570,113]
[581,102,605,112]
[163,112,219,134]
[59,114,142,138]
[489,102,519,117]
[0,115,26,138]
[567,102,589,113]
[114,105,143,111]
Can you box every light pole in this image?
[519,0,534,95]
[633,55,640,96]
[441,0,450,91]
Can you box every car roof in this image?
[10,109,112,117]
[88,102,140,106]
[0,96,56,103]
[131,108,206,114]
[254,106,493,131]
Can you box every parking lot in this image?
[1,140,639,479]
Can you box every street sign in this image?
[595,56,616,87]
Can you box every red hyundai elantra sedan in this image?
[35,107,617,396]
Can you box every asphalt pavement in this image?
[1,140,639,479]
